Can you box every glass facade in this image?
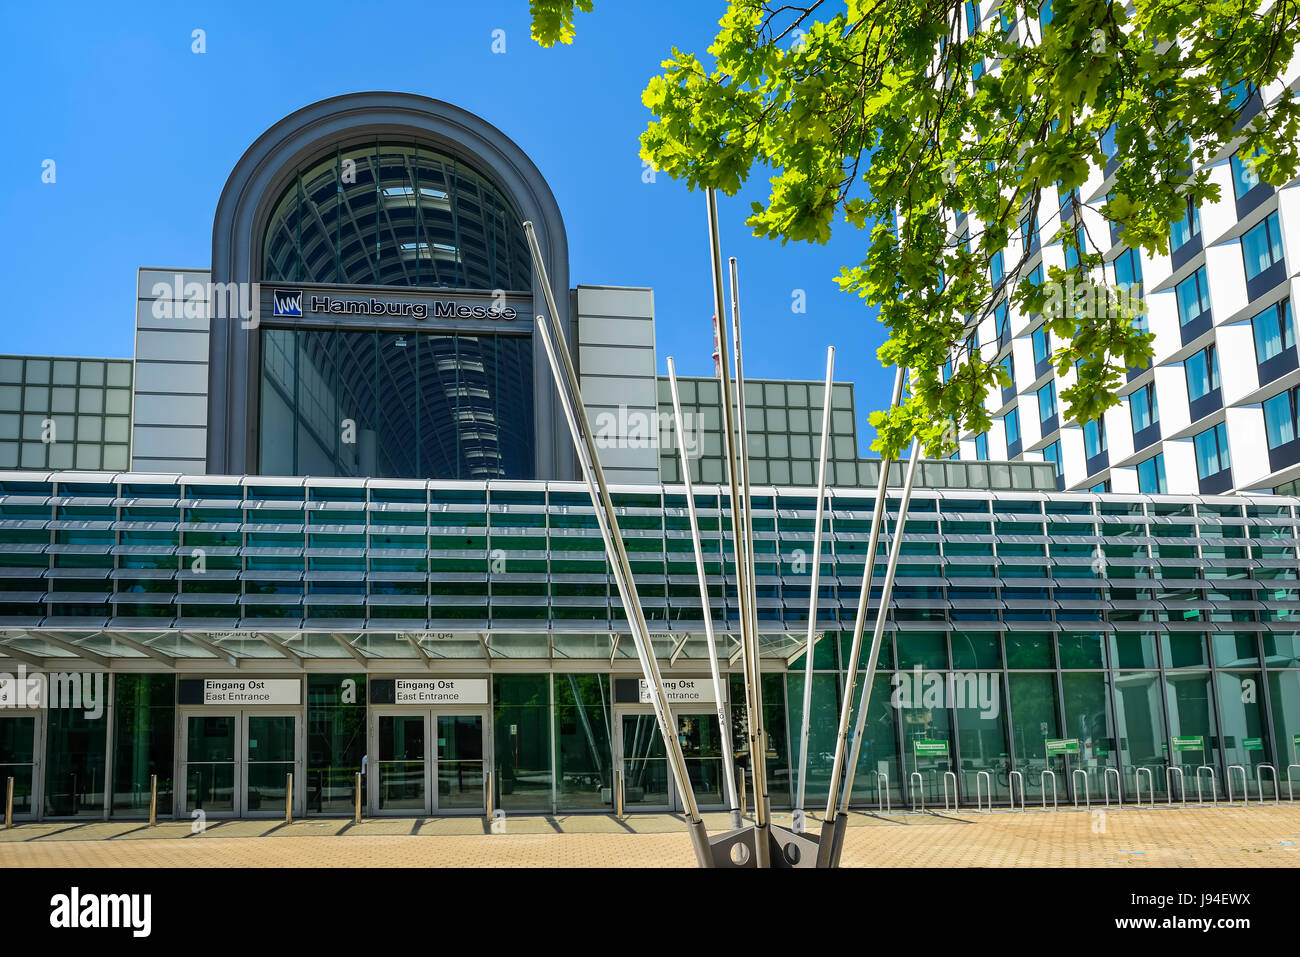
[260,327,534,479]
[0,355,132,471]
[262,142,531,292]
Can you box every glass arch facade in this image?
[262,142,532,291]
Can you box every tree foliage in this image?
[533,1,1300,458]
[530,0,595,47]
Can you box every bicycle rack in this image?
[1226,764,1248,804]
[1072,769,1090,809]
[975,771,993,812]
[1103,767,1122,808]
[1166,766,1185,806]
[909,771,926,811]
[1134,767,1154,807]
[1196,766,1218,805]
[942,771,958,811]
[1008,770,1025,810]
[1041,769,1058,810]
[875,771,891,813]
[1286,765,1300,803]
[1256,764,1279,805]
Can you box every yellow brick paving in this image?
[0,806,1296,867]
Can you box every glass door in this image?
[185,714,237,815]
[435,714,485,812]
[620,713,669,810]
[0,713,39,818]
[675,713,724,811]
[244,714,296,816]
[376,712,427,813]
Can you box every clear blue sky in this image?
[0,0,888,451]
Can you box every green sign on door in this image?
[1172,735,1204,751]
[913,739,949,756]
[1243,737,1264,752]
[1045,738,1079,756]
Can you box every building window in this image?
[1038,380,1057,423]
[1000,353,1015,384]
[1263,387,1299,449]
[1043,439,1062,476]
[1089,481,1110,493]
[995,300,1010,340]
[1083,418,1107,458]
[1032,324,1050,365]
[1231,147,1265,199]
[1170,196,1201,251]
[1242,211,1285,282]
[1251,299,1296,363]
[1020,211,1039,252]
[991,250,1005,289]
[1129,382,1159,432]
[965,0,980,36]
[1112,247,1143,298]
[1193,422,1232,479]
[975,432,989,460]
[1185,344,1220,401]
[1005,407,1021,445]
[1175,267,1211,326]
[1041,0,1053,26]
[1137,453,1167,493]
[942,360,953,383]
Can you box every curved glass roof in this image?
[262,141,532,291]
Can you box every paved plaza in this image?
[0,805,1297,867]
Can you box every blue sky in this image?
[0,0,888,451]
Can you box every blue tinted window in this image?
[1185,345,1220,401]
[1043,440,1062,476]
[1129,383,1158,432]
[1194,423,1231,479]
[1231,147,1265,199]
[975,432,989,460]
[1137,453,1167,494]
[1170,197,1201,251]
[1083,418,1106,457]
[1243,212,1285,281]
[1264,389,1298,449]
[1113,247,1143,295]
[1005,407,1021,444]
[1038,381,1057,422]
[1252,300,1295,363]
[1175,267,1211,325]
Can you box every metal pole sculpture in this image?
[795,346,835,819]
[523,221,712,867]
[817,366,906,867]
[667,356,742,828]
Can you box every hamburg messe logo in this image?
[272,289,303,318]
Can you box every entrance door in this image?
[372,710,486,815]
[618,711,728,813]
[0,712,40,819]
[181,711,301,817]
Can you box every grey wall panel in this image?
[131,427,208,460]
[133,393,209,427]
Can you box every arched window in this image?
[262,142,532,291]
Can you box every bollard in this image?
[615,767,625,819]
[739,766,747,818]
[355,771,362,824]
[4,777,12,829]
[285,773,293,823]
[484,768,494,820]
[149,774,157,826]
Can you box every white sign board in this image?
[638,678,715,705]
[202,679,300,705]
[395,678,488,705]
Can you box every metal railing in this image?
[975,771,993,812]
[908,771,926,811]
[1255,764,1278,805]
[1104,767,1122,808]
[1008,770,1025,810]
[1041,769,1058,810]
[1166,766,1185,806]
[1226,765,1248,804]
[1134,767,1154,807]
[1288,764,1300,803]
[1196,766,1217,805]
[943,771,958,811]
[875,771,891,813]
[1072,769,1090,809]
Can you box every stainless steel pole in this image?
[355,771,362,824]
[838,438,924,831]
[796,347,835,813]
[727,256,768,841]
[285,772,293,824]
[4,776,12,829]
[667,356,742,827]
[705,190,765,865]
[817,366,906,866]
[524,222,712,866]
[149,773,156,826]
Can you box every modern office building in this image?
[0,93,1297,824]
[951,1,1300,498]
